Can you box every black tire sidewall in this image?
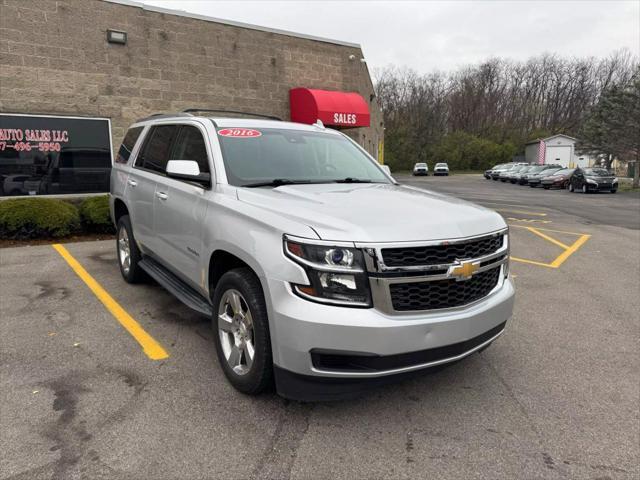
[212,268,273,394]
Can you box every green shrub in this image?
[79,195,114,233]
[0,198,81,239]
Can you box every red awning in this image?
[289,88,370,128]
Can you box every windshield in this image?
[540,168,561,176]
[584,168,611,176]
[217,128,390,187]
[415,163,427,167]
[552,168,573,176]
[435,163,447,167]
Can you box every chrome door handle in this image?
[127,179,138,187]
[156,192,168,200]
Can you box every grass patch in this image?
[618,181,640,192]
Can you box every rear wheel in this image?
[116,215,147,283]
[543,185,550,190]
[212,268,273,395]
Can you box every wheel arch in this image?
[113,198,129,226]
[207,248,266,301]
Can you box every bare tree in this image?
[374,51,638,171]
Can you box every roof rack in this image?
[136,112,194,122]
[183,109,282,121]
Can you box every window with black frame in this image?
[0,114,112,196]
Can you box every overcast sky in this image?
[142,0,639,73]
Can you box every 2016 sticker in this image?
[218,128,262,138]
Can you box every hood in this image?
[236,183,505,242]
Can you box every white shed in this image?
[524,134,594,168]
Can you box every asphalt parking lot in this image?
[1,175,639,480]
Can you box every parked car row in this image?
[484,163,618,193]
[412,162,449,176]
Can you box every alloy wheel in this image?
[217,289,255,376]
[118,226,131,275]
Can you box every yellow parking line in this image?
[507,218,552,224]
[510,225,589,236]
[51,244,169,361]
[496,208,547,217]
[525,227,570,249]
[549,234,591,268]
[510,256,556,268]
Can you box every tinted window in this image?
[116,127,143,164]
[171,126,210,173]
[136,125,178,174]
[0,114,111,196]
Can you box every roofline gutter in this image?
[101,0,362,49]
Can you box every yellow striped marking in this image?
[525,227,570,249]
[510,256,556,268]
[496,208,548,217]
[549,234,591,268]
[52,244,169,360]
[509,226,591,269]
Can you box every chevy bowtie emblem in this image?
[449,261,479,280]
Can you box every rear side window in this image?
[171,126,210,173]
[115,126,143,164]
[136,125,178,174]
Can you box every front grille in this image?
[389,266,501,311]
[382,234,503,267]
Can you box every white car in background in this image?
[412,162,429,176]
[433,163,449,176]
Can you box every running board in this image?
[139,256,213,317]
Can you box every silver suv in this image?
[110,111,514,401]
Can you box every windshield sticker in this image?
[218,128,262,138]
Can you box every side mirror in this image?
[166,160,211,186]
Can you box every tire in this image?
[568,183,574,192]
[543,185,550,190]
[116,215,147,283]
[582,184,588,194]
[212,268,273,395]
[610,188,617,194]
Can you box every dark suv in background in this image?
[569,167,618,193]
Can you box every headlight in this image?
[586,178,598,185]
[284,236,371,307]
[613,177,619,183]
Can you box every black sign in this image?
[0,114,112,196]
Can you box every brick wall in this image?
[0,0,383,156]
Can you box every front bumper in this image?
[266,273,514,399]
[586,182,616,191]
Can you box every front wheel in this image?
[543,185,550,190]
[568,183,574,192]
[582,184,588,194]
[610,188,617,194]
[212,268,273,395]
